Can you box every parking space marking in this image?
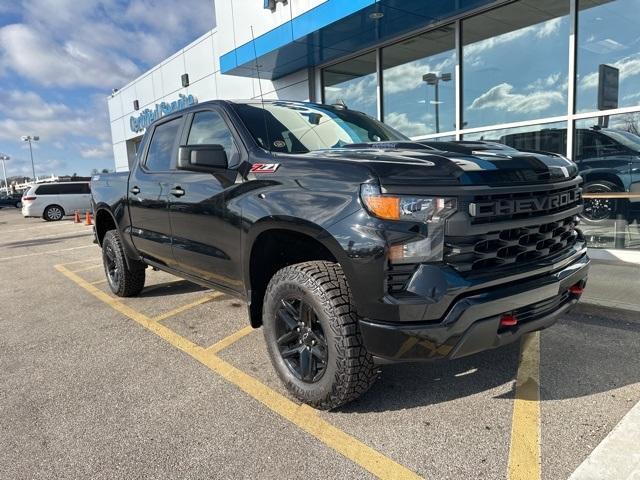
[152,292,225,322]
[70,263,102,273]
[0,244,94,261]
[206,325,254,354]
[55,263,423,480]
[1,222,78,234]
[508,332,541,480]
[90,279,107,285]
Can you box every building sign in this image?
[129,94,198,133]
[597,64,619,111]
[264,0,287,12]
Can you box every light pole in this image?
[21,135,39,181]
[422,72,452,133]
[0,154,9,195]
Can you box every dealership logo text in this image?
[129,94,197,133]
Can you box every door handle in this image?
[130,186,140,195]
[170,186,185,197]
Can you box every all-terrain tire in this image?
[102,230,146,297]
[263,261,377,410]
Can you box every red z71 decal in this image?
[250,163,280,173]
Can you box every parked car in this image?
[91,100,589,409]
[0,193,23,208]
[499,127,640,223]
[22,182,92,221]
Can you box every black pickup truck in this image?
[91,100,589,409]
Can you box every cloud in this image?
[385,112,433,137]
[580,53,640,90]
[79,141,112,159]
[469,82,564,113]
[0,0,215,89]
[325,75,377,111]
[384,54,455,94]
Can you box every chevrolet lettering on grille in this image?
[469,189,580,217]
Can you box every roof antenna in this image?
[251,25,272,156]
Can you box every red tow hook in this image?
[568,283,584,295]
[500,313,518,328]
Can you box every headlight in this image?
[360,184,457,264]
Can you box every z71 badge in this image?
[250,163,280,173]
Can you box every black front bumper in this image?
[359,253,589,362]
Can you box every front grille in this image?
[445,215,578,273]
[468,184,581,224]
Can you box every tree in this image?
[101,168,111,174]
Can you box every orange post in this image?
[85,211,93,226]
[74,210,81,223]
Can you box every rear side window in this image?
[35,184,61,195]
[57,183,90,194]
[145,118,182,171]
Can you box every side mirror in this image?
[177,144,228,172]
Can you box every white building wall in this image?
[107,9,314,171]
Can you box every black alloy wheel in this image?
[275,297,328,383]
[581,181,619,223]
[104,241,120,290]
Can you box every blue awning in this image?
[220,0,494,80]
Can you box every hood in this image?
[302,141,579,187]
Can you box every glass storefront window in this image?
[574,113,640,249]
[462,121,568,155]
[322,52,378,118]
[577,0,640,113]
[462,0,570,128]
[382,25,456,136]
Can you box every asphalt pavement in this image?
[0,207,638,479]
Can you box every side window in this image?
[187,111,239,164]
[145,117,182,171]
[35,184,60,195]
[57,183,86,194]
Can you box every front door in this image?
[168,108,244,292]
[128,116,183,267]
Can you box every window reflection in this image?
[462,0,570,128]
[382,25,456,136]
[577,0,640,113]
[323,52,378,118]
[463,122,567,155]
[575,113,640,248]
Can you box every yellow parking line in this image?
[55,263,422,480]
[90,279,107,285]
[508,332,541,480]
[71,263,102,273]
[61,257,102,266]
[206,325,254,354]
[152,292,224,322]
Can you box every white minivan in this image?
[21,182,92,221]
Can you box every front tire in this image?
[581,180,620,224]
[43,204,64,221]
[102,230,146,297]
[263,261,376,410]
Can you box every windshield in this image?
[601,129,640,152]
[232,101,408,154]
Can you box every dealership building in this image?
[108,0,640,256]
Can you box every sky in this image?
[0,0,215,179]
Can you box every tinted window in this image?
[35,184,61,195]
[145,118,182,171]
[382,25,456,136]
[57,183,90,194]
[462,0,570,128]
[323,51,378,118]
[187,110,239,164]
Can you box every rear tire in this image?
[43,204,64,221]
[102,230,146,297]
[262,261,377,410]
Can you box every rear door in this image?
[167,107,244,291]
[128,116,184,267]
[57,183,91,213]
